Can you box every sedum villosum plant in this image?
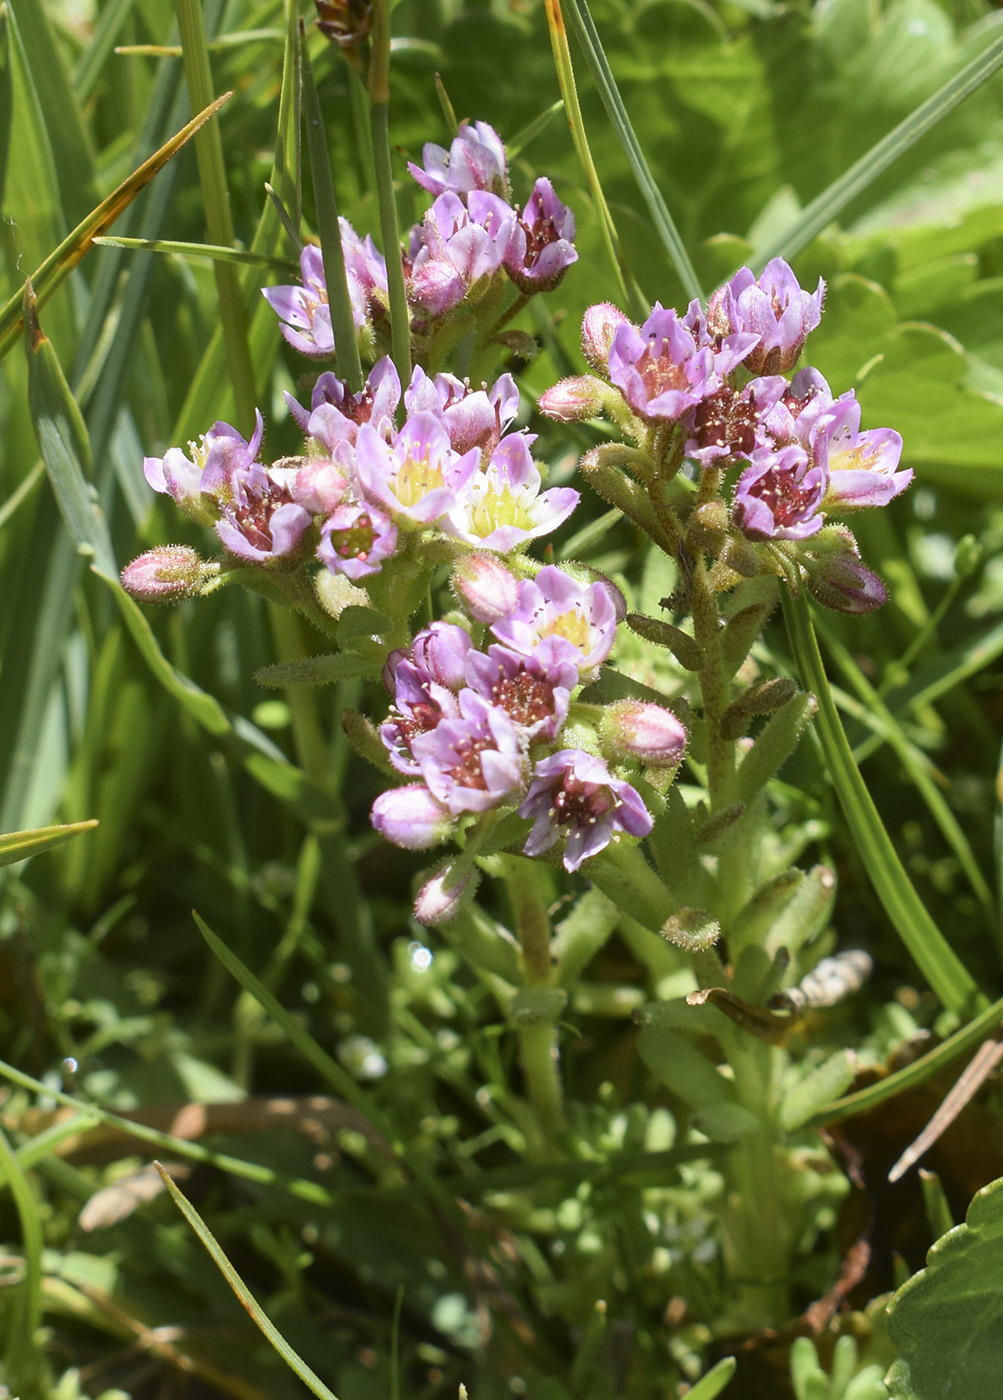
[122,105,912,1351]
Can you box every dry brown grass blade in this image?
[0,91,233,361]
[887,1035,1003,1183]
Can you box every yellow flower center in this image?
[468,484,533,537]
[540,606,590,650]
[395,451,444,507]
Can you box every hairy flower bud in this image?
[537,375,606,422]
[581,302,630,372]
[452,553,520,624]
[600,700,687,767]
[413,862,479,925]
[121,546,213,602]
[805,553,888,614]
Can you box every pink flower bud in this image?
[600,700,687,766]
[121,546,210,603]
[581,302,631,372]
[294,458,349,514]
[413,862,478,925]
[537,375,606,422]
[371,785,454,850]
[805,553,888,614]
[452,553,519,624]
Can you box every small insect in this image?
[769,949,873,1014]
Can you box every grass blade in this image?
[758,22,1003,266]
[175,0,257,429]
[0,818,98,868]
[154,1164,341,1400]
[301,25,364,390]
[93,235,298,273]
[562,0,703,302]
[808,988,1003,1127]
[542,0,641,317]
[782,590,981,1018]
[0,1126,45,1395]
[0,91,232,362]
[367,0,411,388]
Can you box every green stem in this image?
[368,0,411,391]
[499,854,565,1146]
[690,558,736,810]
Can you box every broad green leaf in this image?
[887,1175,1003,1400]
[0,819,97,868]
[758,22,1003,265]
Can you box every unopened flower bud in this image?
[582,302,631,372]
[537,375,605,422]
[805,552,888,614]
[452,553,519,624]
[413,862,479,925]
[295,458,349,514]
[121,546,212,603]
[371,785,454,850]
[600,700,687,766]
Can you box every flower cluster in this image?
[541,259,912,611]
[130,358,578,582]
[266,120,577,361]
[372,562,686,881]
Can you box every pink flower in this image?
[518,749,652,871]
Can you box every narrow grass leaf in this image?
[562,0,702,302]
[193,912,462,1222]
[542,0,639,315]
[367,2,411,388]
[807,988,1003,1127]
[175,0,256,429]
[93,235,298,274]
[0,5,11,213]
[816,616,997,932]
[0,1057,338,1208]
[783,591,980,1017]
[0,819,98,868]
[72,0,134,104]
[0,1126,45,1393]
[301,28,364,390]
[758,22,1003,267]
[24,282,115,573]
[154,1165,341,1400]
[0,92,232,362]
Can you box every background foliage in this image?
[3,0,1003,1396]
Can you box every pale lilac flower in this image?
[465,639,579,742]
[708,259,825,375]
[371,785,454,849]
[815,395,911,510]
[518,749,652,871]
[410,192,514,316]
[121,546,210,602]
[608,303,757,422]
[411,691,525,815]
[317,502,397,579]
[409,622,476,691]
[144,412,265,518]
[686,377,787,470]
[404,365,519,456]
[263,234,386,358]
[504,178,577,293]
[287,355,401,442]
[354,412,480,524]
[452,554,520,624]
[490,565,619,675]
[600,700,687,766]
[380,662,462,777]
[733,445,827,542]
[215,462,314,564]
[442,433,579,552]
[407,121,509,200]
